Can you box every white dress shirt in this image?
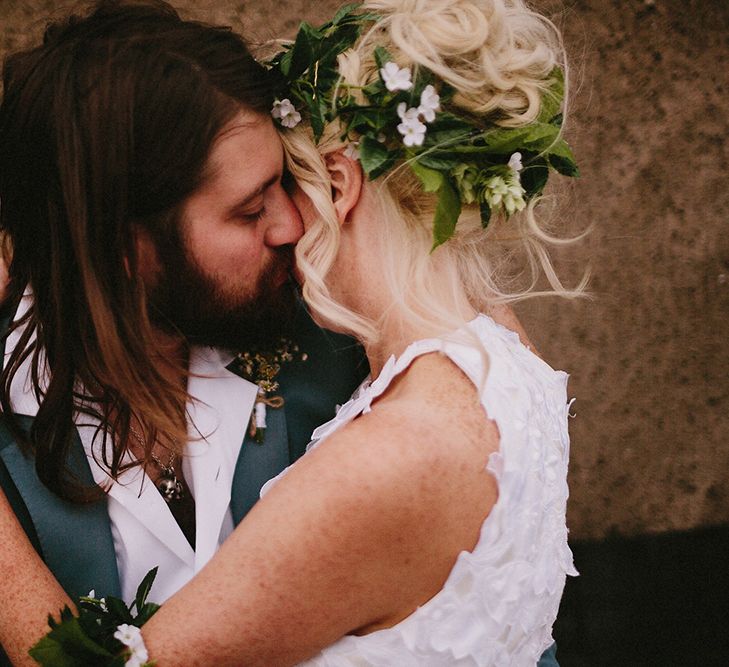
[5,292,258,603]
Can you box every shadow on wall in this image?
[554,525,729,666]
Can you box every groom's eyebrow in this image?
[226,173,281,215]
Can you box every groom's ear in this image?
[326,150,363,225]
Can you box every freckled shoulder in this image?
[282,349,501,565]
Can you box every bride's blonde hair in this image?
[282,0,585,347]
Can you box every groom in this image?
[0,2,559,665]
[0,0,365,617]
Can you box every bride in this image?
[0,0,580,664]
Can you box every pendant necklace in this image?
[129,426,185,503]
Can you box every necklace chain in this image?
[128,425,185,504]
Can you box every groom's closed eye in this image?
[225,172,282,222]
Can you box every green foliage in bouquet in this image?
[29,568,160,667]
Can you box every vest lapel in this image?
[0,416,121,599]
[0,299,120,599]
[228,306,369,525]
[229,405,289,524]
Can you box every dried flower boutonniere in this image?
[233,338,308,444]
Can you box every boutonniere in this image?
[233,338,307,444]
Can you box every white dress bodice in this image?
[262,314,577,666]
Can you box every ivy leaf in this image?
[359,136,398,179]
[362,78,386,99]
[278,47,294,78]
[410,67,434,99]
[29,616,114,666]
[547,138,579,177]
[410,162,461,249]
[480,201,492,228]
[296,89,328,142]
[425,113,475,147]
[28,637,84,667]
[520,157,549,197]
[318,23,361,66]
[374,46,392,71]
[475,123,560,155]
[286,23,316,79]
[345,109,372,133]
[133,567,158,613]
[345,107,391,134]
[410,161,443,192]
[324,4,377,31]
[432,178,461,250]
[416,153,461,171]
[331,2,361,26]
[438,82,456,105]
[538,66,565,124]
[311,103,327,143]
[135,602,161,626]
[105,596,133,624]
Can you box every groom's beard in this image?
[147,227,298,352]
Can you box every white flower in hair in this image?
[504,182,527,215]
[418,84,441,122]
[343,141,360,160]
[398,120,427,147]
[508,152,523,175]
[380,61,413,92]
[396,102,427,147]
[483,175,526,215]
[483,176,509,207]
[397,102,418,122]
[271,98,302,128]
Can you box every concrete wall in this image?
[2,0,726,540]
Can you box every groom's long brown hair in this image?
[0,0,278,500]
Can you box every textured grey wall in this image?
[1,0,727,540]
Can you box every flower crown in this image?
[267,3,578,249]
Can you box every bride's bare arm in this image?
[0,488,73,665]
[143,354,498,667]
[0,358,496,667]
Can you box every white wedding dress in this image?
[261,314,577,666]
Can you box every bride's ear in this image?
[326,150,363,224]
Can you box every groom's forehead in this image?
[208,112,281,182]
[183,110,283,216]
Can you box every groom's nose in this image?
[264,187,304,247]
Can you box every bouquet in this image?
[29,568,159,667]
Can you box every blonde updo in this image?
[282,0,583,347]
